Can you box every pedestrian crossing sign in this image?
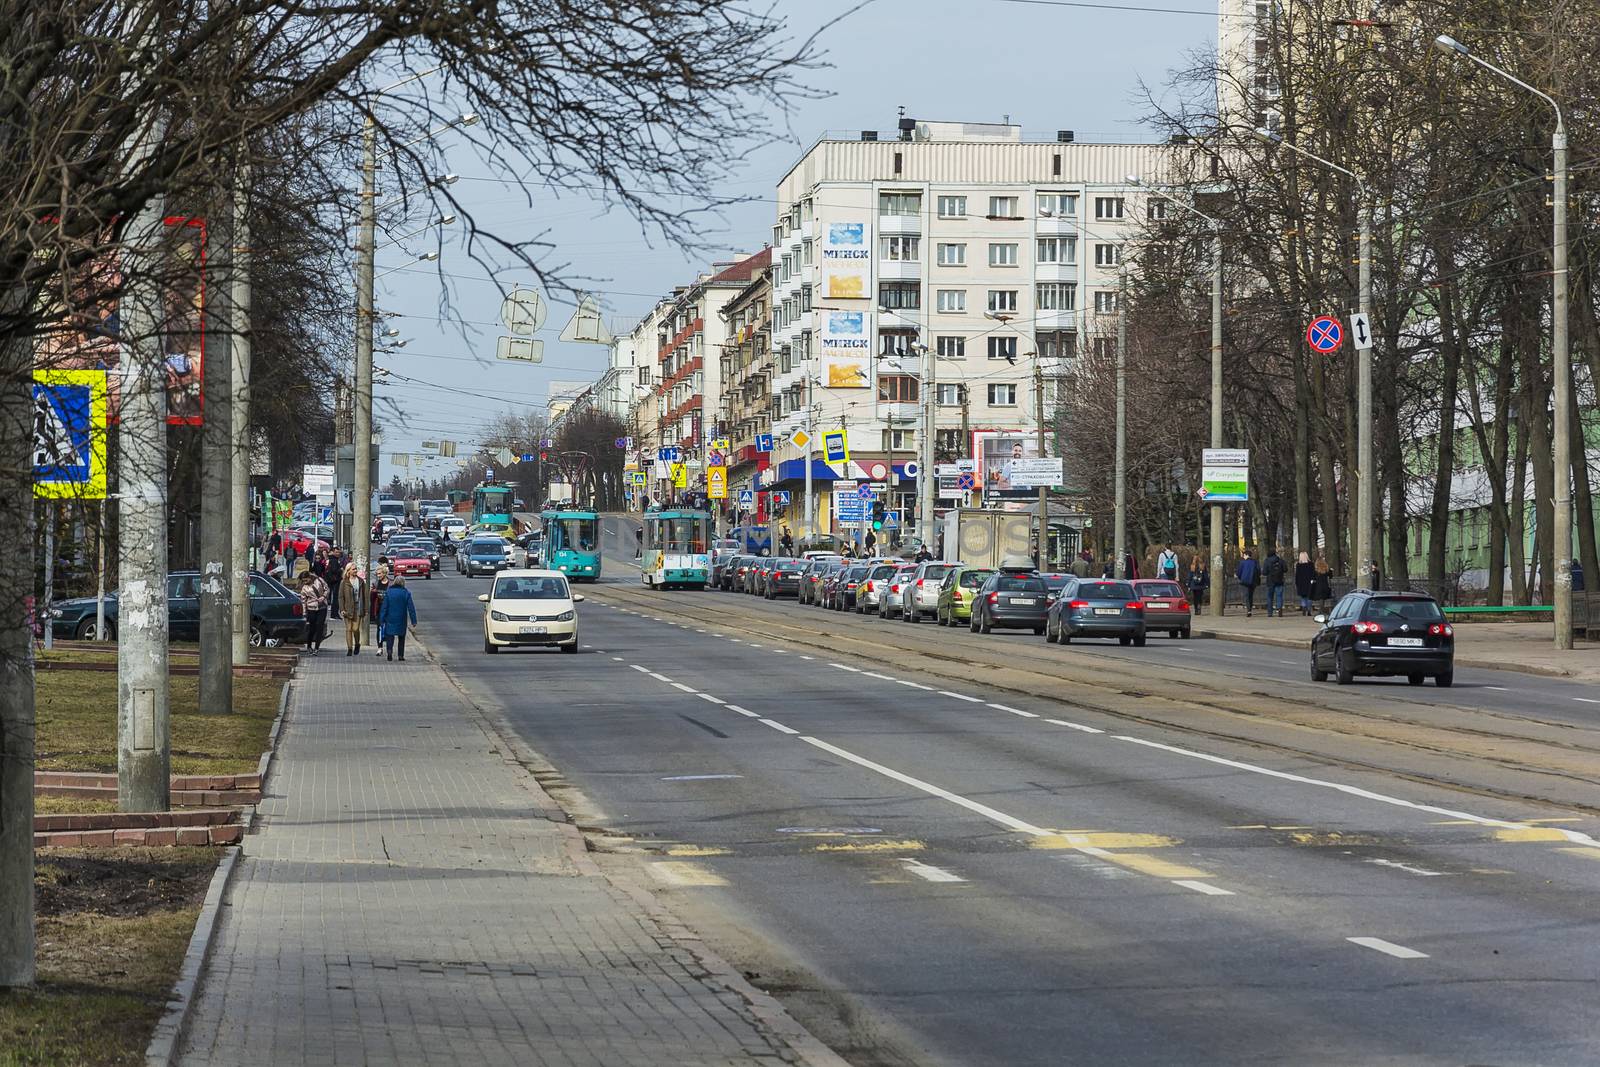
[33,369,108,499]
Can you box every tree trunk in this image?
[1426,269,1463,598]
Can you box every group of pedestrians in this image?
[1234,547,1333,617]
[260,532,418,661]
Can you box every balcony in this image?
[878,259,920,281]
[1036,215,1078,236]
[1035,262,1078,283]
[1035,309,1079,331]
[878,214,922,236]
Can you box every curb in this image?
[1190,626,1576,678]
[143,845,240,1067]
[245,671,294,834]
[418,633,849,1067]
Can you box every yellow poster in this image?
[670,462,688,488]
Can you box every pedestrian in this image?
[325,547,345,618]
[1156,542,1179,582]
[915,543,932,563]
[1188,555,1209,615]
[1293,550,1315,615]
[1101,558,1115,579]
[780,527,794,557]
[634,526,643,559]
[1573,558,1586,592]
[338,566,367,655]
[379,574,417,662]
[266,528,282,557]
[1236,549,1261,617]
[1262,546,1287,617]
[1124,552,1140,580]
[1070,550,1093,579]
[264,548,286,580]
[370,557,390,654]
[1312,557,1333,612]
[298,571,330,655]
[865,528,877,553]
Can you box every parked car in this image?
[743,558,773,595]
[828,564,870,611]
[709,540,743,586]
[50,571,307,647]
[878,564,919,619]
[1131,578,1191,639]
[719,555,751,592]
[969,572,1050,635]
[1310,589,1454,686]
[901,561,955,623]
[854,563,900,614]
[1046,578,1144,645]
[935,566,995,627]
[799,558,843,605]
[762,558,808,599]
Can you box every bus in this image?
[472,484,516,528]
[642,508,711,589]
[542,509,602,581]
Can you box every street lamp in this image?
[1433,33,1573,648]
[1128,175,1227,616]
[1254,126,1375,591]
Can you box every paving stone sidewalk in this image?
[176,645,840,1066]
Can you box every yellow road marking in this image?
[649,861,727,886]
[1030,832,1178,850]
[1556,847,1600,862]
[666,846,731,857]
[1099,853,1211,879]
[814,839,925,853]
[1289,831,1380,847]
[1493,827,1570,843]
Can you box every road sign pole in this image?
[1114,266,1127,580]
[804,370,815,538]
[1209,223,1226,617]
[1356,199,1373,590]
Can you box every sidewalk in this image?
[1192,609,1600,682]
[175,644,841,1066]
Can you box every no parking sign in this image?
[1306,316,1343,354]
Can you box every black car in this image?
[49,571,308,646]
[969,572,1050,635]
[720,555,752,592]
[828,564,870,610]
[1311,590,1455,686]
[1046,578,1144,645]
[762,558,808,599]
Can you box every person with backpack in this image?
[1262,547,1288,618]
[1187,555,1210,615]
[1236,549,1261,617]
[1155,543,1180,582]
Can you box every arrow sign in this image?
[1349,312,1373,351]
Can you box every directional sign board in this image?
[1306,316,1343,354]
[833,482,866,523]
[1349,312,1373,351]
[755,432,774,454]
[1200,448,1249,503]
[33,369,108,499]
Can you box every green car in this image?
[935,566,995,626]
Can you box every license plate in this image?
[1094,608,1120,616]
[519,625,547,635]
[1011,598,1036,605]
[1146,602,1170,609]
[1387,637,1423,647]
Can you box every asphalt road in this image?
[405,557,1600,1066]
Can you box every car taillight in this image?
[916,579,924,588]
[890,584,899,593]
[1068,599,1088,609]
[864,581,874,592]
[1126,602,1142,610]
[1429,623,1453,636]
[1352,621,1382,634]
[846,582,858,589]
[292,603,304,616]
[988,592,999,604]
[1178,600,1190,611]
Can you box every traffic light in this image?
[871,498,886,531]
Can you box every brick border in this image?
[144,846,241,1067]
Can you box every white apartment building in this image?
[765,119,1167,530]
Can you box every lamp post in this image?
[1254,127,1374,591]
[1433,34,1571,646]
[1128,176,1226,614]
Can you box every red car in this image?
[389,546,432,579]
[1130,578,1191,638]
[278,529,329,558]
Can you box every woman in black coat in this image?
[1293,551,1316,615]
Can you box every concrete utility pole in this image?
[1209,223,1225,616]
[200,180,234,714]
[351,116,377,584]
[918,338,936,552]
[803,368,815,538]
[1033,361,1047,571]
[230,162,253,664]
[118,180,172,813]
[1113,266,1128,580]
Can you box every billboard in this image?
[820,310,870,388]
[821,221,869,300]
[974,431,1041,494]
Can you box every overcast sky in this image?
[371,0,1211,488]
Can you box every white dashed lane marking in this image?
[902,858,966,884]
[988,702,1039,719]
[698,693,727,705]
[1173,880,1234,896]
[1347,937,1429,960]
[759,718,800,735]
[939,691,984,703]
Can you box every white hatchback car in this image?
[479,569,584,654]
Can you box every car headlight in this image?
[555,610,575,622]
[490,610,509,622]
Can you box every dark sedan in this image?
[1311,589,1454,686]
[50,571,308,646]
[762,558,808,599]
[799,559,844,605]
[969,573,1049,634]
[828,565,870,610]
[1046,578,1144,645]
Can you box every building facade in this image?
[716,266,774,506]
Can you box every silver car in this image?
[855,563,899,614]
[878,564,919,619]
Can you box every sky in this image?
[370,0,1212,488]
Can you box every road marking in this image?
[800,655,815,661]
[582,644,594,649]
[648,672,672,682]
[697,693,727,705]
[649,861,728,887]
[695,628,707,633]
[902,858,966,883]
[1347,937,1428,960]
[711,633,724,638]
[814,839,924,853]
[1173,880,1234,896]
[725,704,760,718]
[660,774,742,781]
[988,702,1040,718]
[1115,735,1600,848]
[1557,847,1600,862]
[1483,685,1508,692]
[612,656,624,662]
[730,638,745,644]
[666,845,731,856]
[939,691,984,703]
[759,718,800,735]
[1097,853,1210,879]
[1575,697,1600,705]
[896,679,934,690]
[863,671,895,681]
[629,664,649,673]
[748,642,764,648]
[670,682,697,693]
[1365,858,1445,877]
[831,663,862,673]
[799,737,1050,835]
[1043,717,1102,732]
[1493,827,1568,842]
[1224,653,1243,658]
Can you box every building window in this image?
[1038,193,1079,217]
[1094,196,1125,220]
[989,242,1019,267]
[802,237,814,264]
[881,235,920,260]
[935,335,966,359]
[877,375,920,403]
[936,289,967,313]
[638,366,652,385]
[1092,337,1115,359]
[1037,331,1077,359]
[936,384,963,406]
[1147,199,1169,220]
[987,383,1018,406]
[987,289,1018,314]
[1094,290,1119,313]
[987,336,1018,362]
[879,282,921,310]
[1036,237,1077,264]
[1094,243,1121,267]
[879,191,922,216]
[937,195,967,218]
[1036,283,1077,311]
[988,195,1020,219]
[880,330,916,357]
[936,428,965,455]
[936,242,967,266]
[801,284,812,312]
[881,428,916,450]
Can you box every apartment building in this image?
[716,265,774,503]
[765,118,1167,533]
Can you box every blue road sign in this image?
[883,510,900,529]
[857,484,875,500]
[737,489,755,505]
[1306,316,1343,354]
[772,490,791,505]
[755,433,774,453]
[956,471,976,491]
[33,370,108,498]
[614,437,628,449]
[320,507,333,524]
[657,447,672,462]
[521,453,535,462]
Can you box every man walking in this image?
[298,572,330,656]
[1236,549,1261,618]
[338,566,366,656]
[1262,546,1287,618]
[379,575,417,662]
